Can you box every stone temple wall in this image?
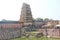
[0,28,21,40]
[0,22,22,40]
[39,29,60,38]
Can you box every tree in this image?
[44,18,50,22]
[44,18,53,22]
[36,18,43,22]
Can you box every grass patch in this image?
[11,36,60,40]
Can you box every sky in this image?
[0,0,60,21]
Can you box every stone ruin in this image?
[0,28,21,40]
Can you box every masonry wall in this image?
[0,23,22,28]
[39,29,60,38]
[0,29,21,39]
[0,23,22,39]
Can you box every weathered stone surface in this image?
[0,29,21,39]
[20,3,33,26]
[39,29,60,38]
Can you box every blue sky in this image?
[0,0,60,21]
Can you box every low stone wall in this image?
[0,28,21,39]
[39,29,60,38]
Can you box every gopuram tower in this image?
[20,3,33,26]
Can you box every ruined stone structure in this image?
[20,3,33,26]
[39,28,60,38]
[0,3,33,39]
[0,3,60,40]
[0,21,22,40]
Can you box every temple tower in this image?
[20,3,33,26]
